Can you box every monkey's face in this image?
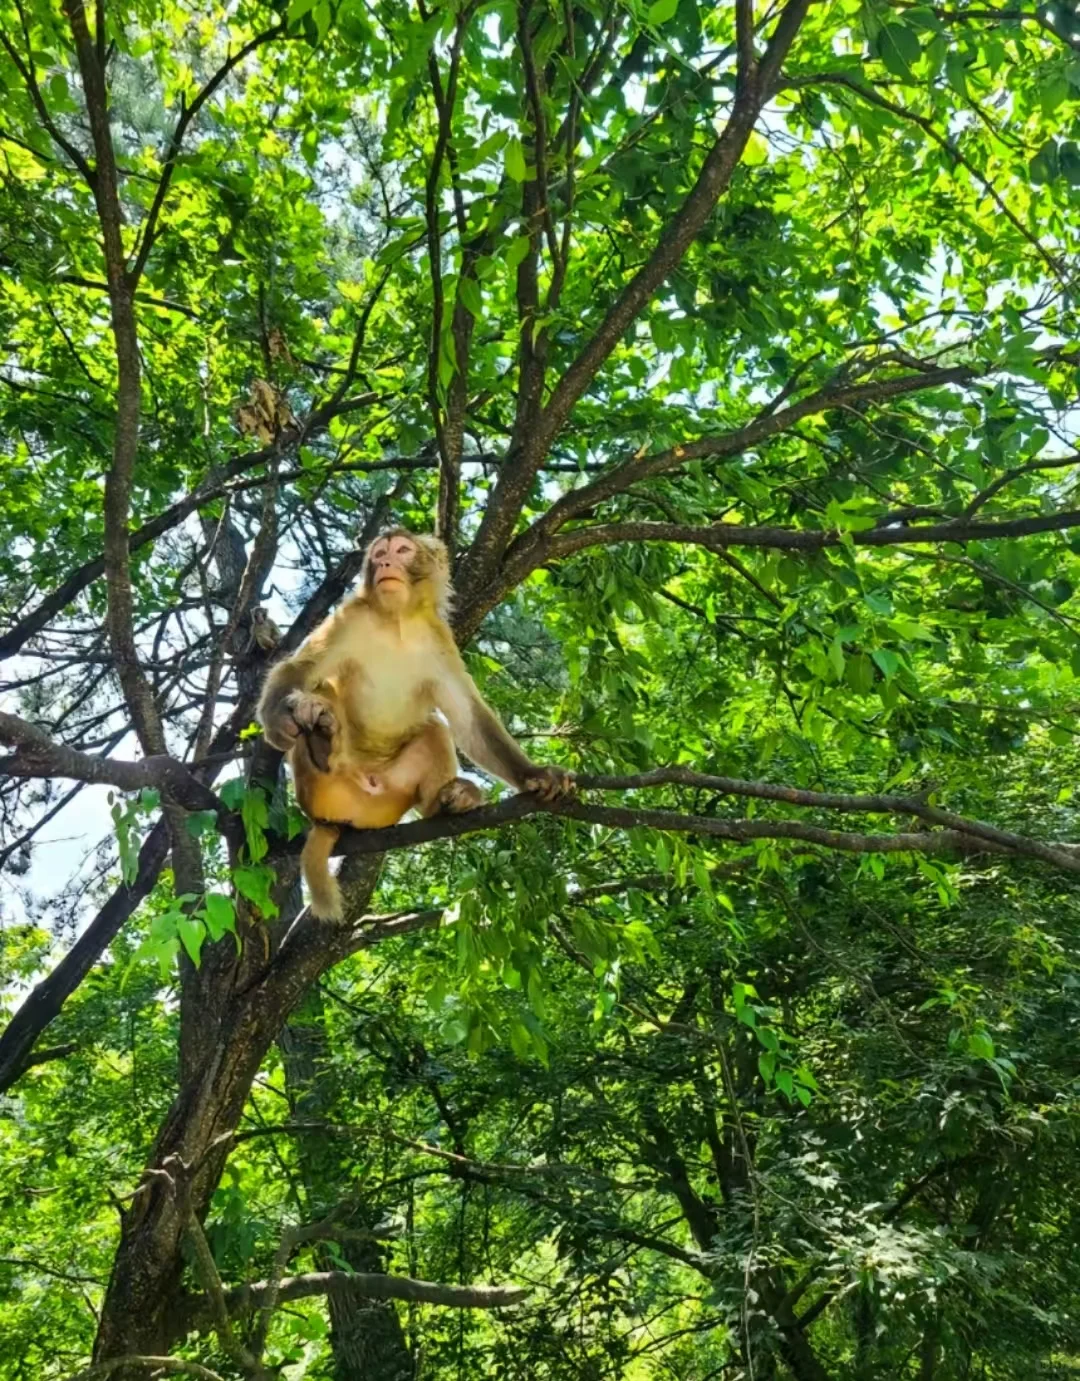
[367,531,422,611]
[364,528,451,616]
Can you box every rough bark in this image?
[93,856,383,1359]
[280,993,414,1381]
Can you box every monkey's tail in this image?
[301,822,343,921]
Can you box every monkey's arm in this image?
[257,653,319,751]
[436,663,573,800]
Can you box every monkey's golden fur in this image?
[257,528,573,919]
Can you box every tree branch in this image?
[458,0,814,587]
[0,821,170,1093]
[424,12,469,538]
[0,712,223,813]
[218,1270,527,1320]
[192,457,280,762]
[314,774,1080,873]
[0,18,95,182]
[67,1360,226,1381]
[0,402,368,664]
[129,24,287,287]
[787,71,1066,282]
[537,507,1080,562]
[63,0,164,756]
[449,362,985,631]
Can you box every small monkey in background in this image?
[257,528,574,919]
[247,607,282,654]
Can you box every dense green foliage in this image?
[2,0,1080,1376]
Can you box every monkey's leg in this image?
[300,823,343,921]
[393,720,485,817]
[294,746,406,923]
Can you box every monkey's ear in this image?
[415,535,452,616]
[417,534,449,573]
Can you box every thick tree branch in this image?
[734,0,757,90]
[447,362,984,630]
[178,1271,527,1336]
[458,0,814,587]
[424,12,469,536]
[0,820,169,1093]
[63,0,164,756]
[507,0,555,476]
[0,712,223,813]
[67,1360,226,1381]
[315,775,1080,873]
[540,365,976,532]
[538,508,1080,561]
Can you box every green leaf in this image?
[1059,141,1080,185]
[945,50,968,95]
[968,1029,996,1061]
[440,1016,469,1045]
[647,0,679,26]
[458,276,483,318]
[505,237,532,273]
[742,131,769,167]
[203,893,236,941]
[877,23,921,80]
[1030,139,1060,185]
[845,653,875,694]
[505,138,527,183]
[871,648,900,680]
[241,787,270,862]
[186,810,219,839]
[233,864,279,917]
[176,916,206,968]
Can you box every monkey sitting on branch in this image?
[257,527,574,919]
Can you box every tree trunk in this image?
[280,996,414,1381]
[919,1313,940,1381]
[94,854,383,1361]
[759,1278,834,1381]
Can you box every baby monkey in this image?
[258,527,574,919]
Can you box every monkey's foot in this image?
[286,691,337,738]
[437,777,485,813]
[523,766,576,802]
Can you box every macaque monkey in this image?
[257,528,574,919]
[247,606,282,653]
